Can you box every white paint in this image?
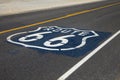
[19,31,51,42]
[61,31,99,51]
[7,26,99,51]
[44,35,75,47]
[57,30,120,80]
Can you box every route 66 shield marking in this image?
[7,26,111,57]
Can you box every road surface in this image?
[0,0,120,80]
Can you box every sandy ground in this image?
[0,0,104,16]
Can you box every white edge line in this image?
[57,30,120,80]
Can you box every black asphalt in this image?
[0,0,120,80]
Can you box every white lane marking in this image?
[57,30,120,80]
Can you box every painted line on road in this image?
[0,2,120,35]
[57,30,120,80]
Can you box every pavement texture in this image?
[0,0,120,80]
[0,0,103,16]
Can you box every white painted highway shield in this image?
[7,26,111,57]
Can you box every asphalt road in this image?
[0,0,120,80]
